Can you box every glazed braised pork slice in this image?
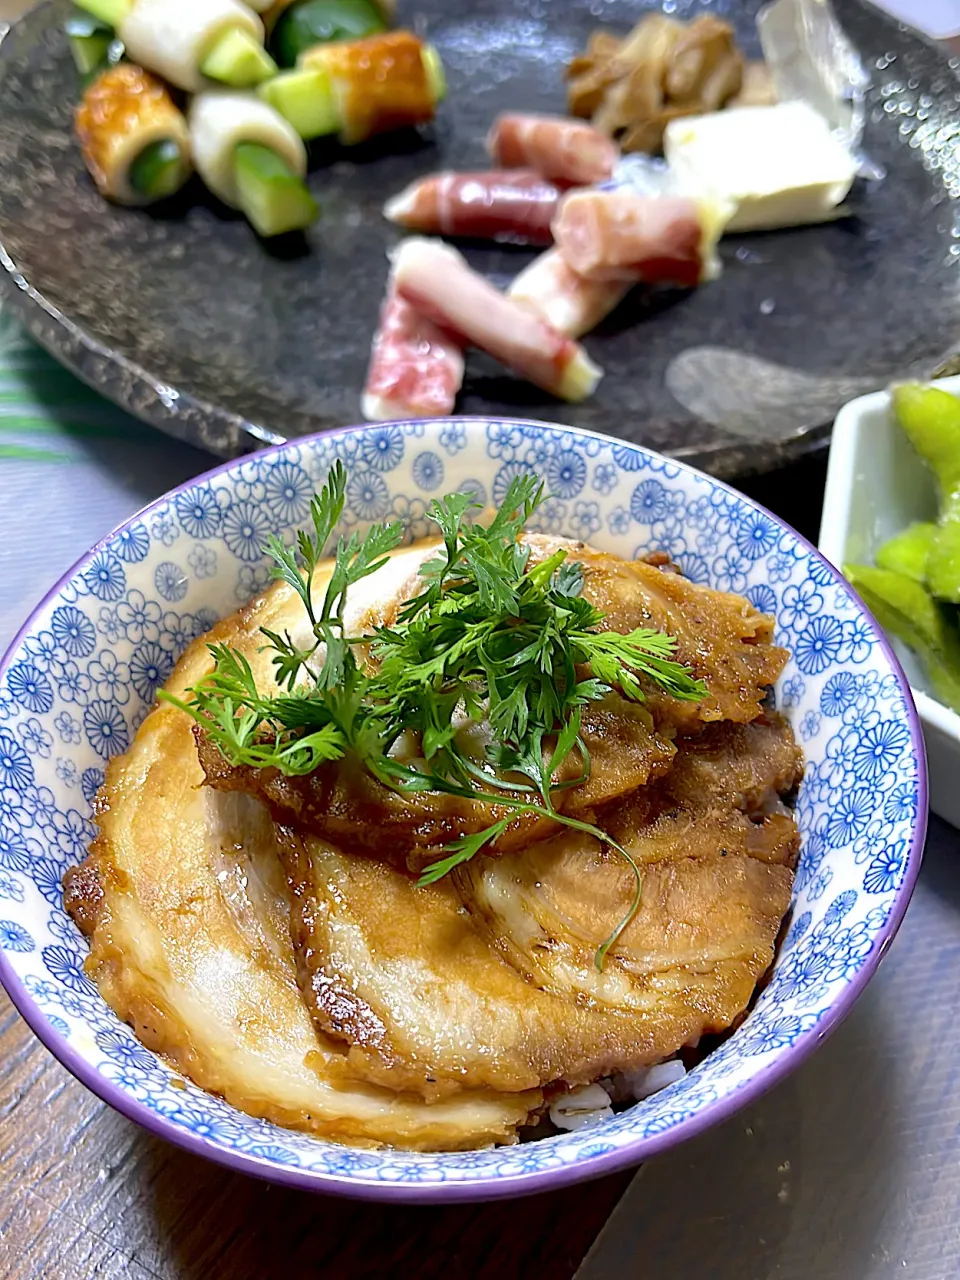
[281,717,799,1099]
[661,713,804,814]
[198,532,786,866]
[463,717,801,1007]
[197,538,678,873]
[64,612,540,1151]
[523,534,788,733]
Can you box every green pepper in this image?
[269,0,386,69]
[129,139,188,201]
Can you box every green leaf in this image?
[417,816,514,884]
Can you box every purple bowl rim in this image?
[0,415,928,1204]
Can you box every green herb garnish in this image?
[164,462,707,968]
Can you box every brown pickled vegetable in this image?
[566,13,754,155]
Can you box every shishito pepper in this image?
[260,30,445,145]
[267,0,386,68]
[75,63,192,204]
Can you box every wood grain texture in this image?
[0,993,632,1280]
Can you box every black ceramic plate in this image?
[0,0,959,473]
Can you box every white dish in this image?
[820,377,960,827]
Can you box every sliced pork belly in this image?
[508,249,630,338]
[279,719,798,1099]
[195,541,675,869]
[459,808,795,1016]
[199,533,785,853]
[486,112,618,186]
[384,170,561,243]
[278,831,689,1098]
[524,535,788,732]
[391,237,602,401]
[362,283,465,421]
[198,689,677,873]
[460,717,799,1015]
[64,615,537,1150]
[552,189,728,286]
[663,714,804,814]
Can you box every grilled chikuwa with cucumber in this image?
[66,0,444,236]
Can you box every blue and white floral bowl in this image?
[0,418,926,1202]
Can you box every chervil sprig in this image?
[165,466,707,968]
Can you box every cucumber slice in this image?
[200,27,278,87]
[422,43,446,104]
[129,139,187,201]
[233,142,319,236]
[258,67,338,139]
[269,0,385,69]
[68,29,112,76]
[73,0,131,31]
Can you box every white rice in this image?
[549,1059,688,1132]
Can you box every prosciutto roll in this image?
[392,238,602,402]
[551,189,729,286]
[486,113,618,187]
[383,170,561,244]
[362,284,465,420]
[189,91,306,207]
[120,0,265,93]
[508,250,629,338]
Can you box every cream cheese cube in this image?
[663,101,857,234]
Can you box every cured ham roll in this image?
[189,91,307,207]
[508,249,630,338]
[120,0,266,92]
[299,31,443,145]
[75,64,192,205]
[383,170,561,244]
[362,284,465,420]
[486,112,618,187]
[392,238,602,402]
[551,189,729,286]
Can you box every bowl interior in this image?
[0,418,925,1199]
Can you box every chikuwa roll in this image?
[189,91,317,236]
[77,0,276,92]
[297,30,444,144]
[75,63,192,205]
